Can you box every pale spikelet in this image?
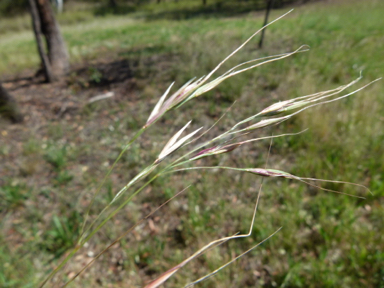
[245,168,368,198]
[255,74,381,118]
[163,76,204,110]
[190,143,242,161]
[156,121,203,163]
[146,78,202,127]
[192,45,308,99]
[244,115,292,131]
[146,82,175,125]
[245,168,293,178]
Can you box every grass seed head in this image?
[156,121,203,163]
[258,100,309,117]
[245,115,292,131]
[246,168,292,178]
[190,143,242,161]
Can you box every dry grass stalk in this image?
[39,9,381,288]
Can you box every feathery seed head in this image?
[190,143,242,161]
[245,115,292,131]
[258,99,309,117]
[246,168,292,178]
[156,121,203,163]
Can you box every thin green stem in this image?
[79,163,156,245]
[41,128,146,288]
[79,128,146,239]
[80,172,161,247]
[39,248,78,288]
[60,187,189,288]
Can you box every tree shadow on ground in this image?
[69,44,171,90]
[4,43,171,96]
[71,59,134,88]
[93,3,138,17]
[143,1,270,21]
[92,0,318,21]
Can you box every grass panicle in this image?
[36,9,381,288]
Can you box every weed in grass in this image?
[0,183,30,212]
[47,124,65,141]
[22,138,41,156]
[0,242,36,288]
[42,144,75,186]
[87,66,103,84]
[54,170,74,187]
[40,211,82,259]
[44,145,68,171]
[19,139,45,176]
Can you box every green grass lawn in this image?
[0,0,383,287]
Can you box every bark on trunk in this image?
[0,82,23,123]
[28,0,54,82]
[31,0,69,81]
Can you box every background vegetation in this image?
[0,0,383,287]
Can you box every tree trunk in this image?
[109,0,117,8]
[258,0,274,49]
[28,0,54,82]
[0,82,23,123]
[30,0,69,81]
[202,0,207,5]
